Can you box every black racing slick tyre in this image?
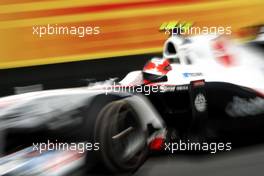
[83,95,148,173]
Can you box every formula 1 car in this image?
[0,33,264,175]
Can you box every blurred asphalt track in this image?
[72,143,264,176]
[134,144,264,176]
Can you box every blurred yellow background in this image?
[0,0,264,69]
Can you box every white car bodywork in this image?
[121,34,264,93]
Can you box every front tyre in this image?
[91,99,148,173]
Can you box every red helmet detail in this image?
[143,58,172,75]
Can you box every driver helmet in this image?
[143,57,172,84]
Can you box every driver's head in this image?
[143,58,172,83]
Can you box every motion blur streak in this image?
[0,0,264,69]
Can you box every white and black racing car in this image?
[0,33,264,175]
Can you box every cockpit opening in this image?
[165,42,177,55]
